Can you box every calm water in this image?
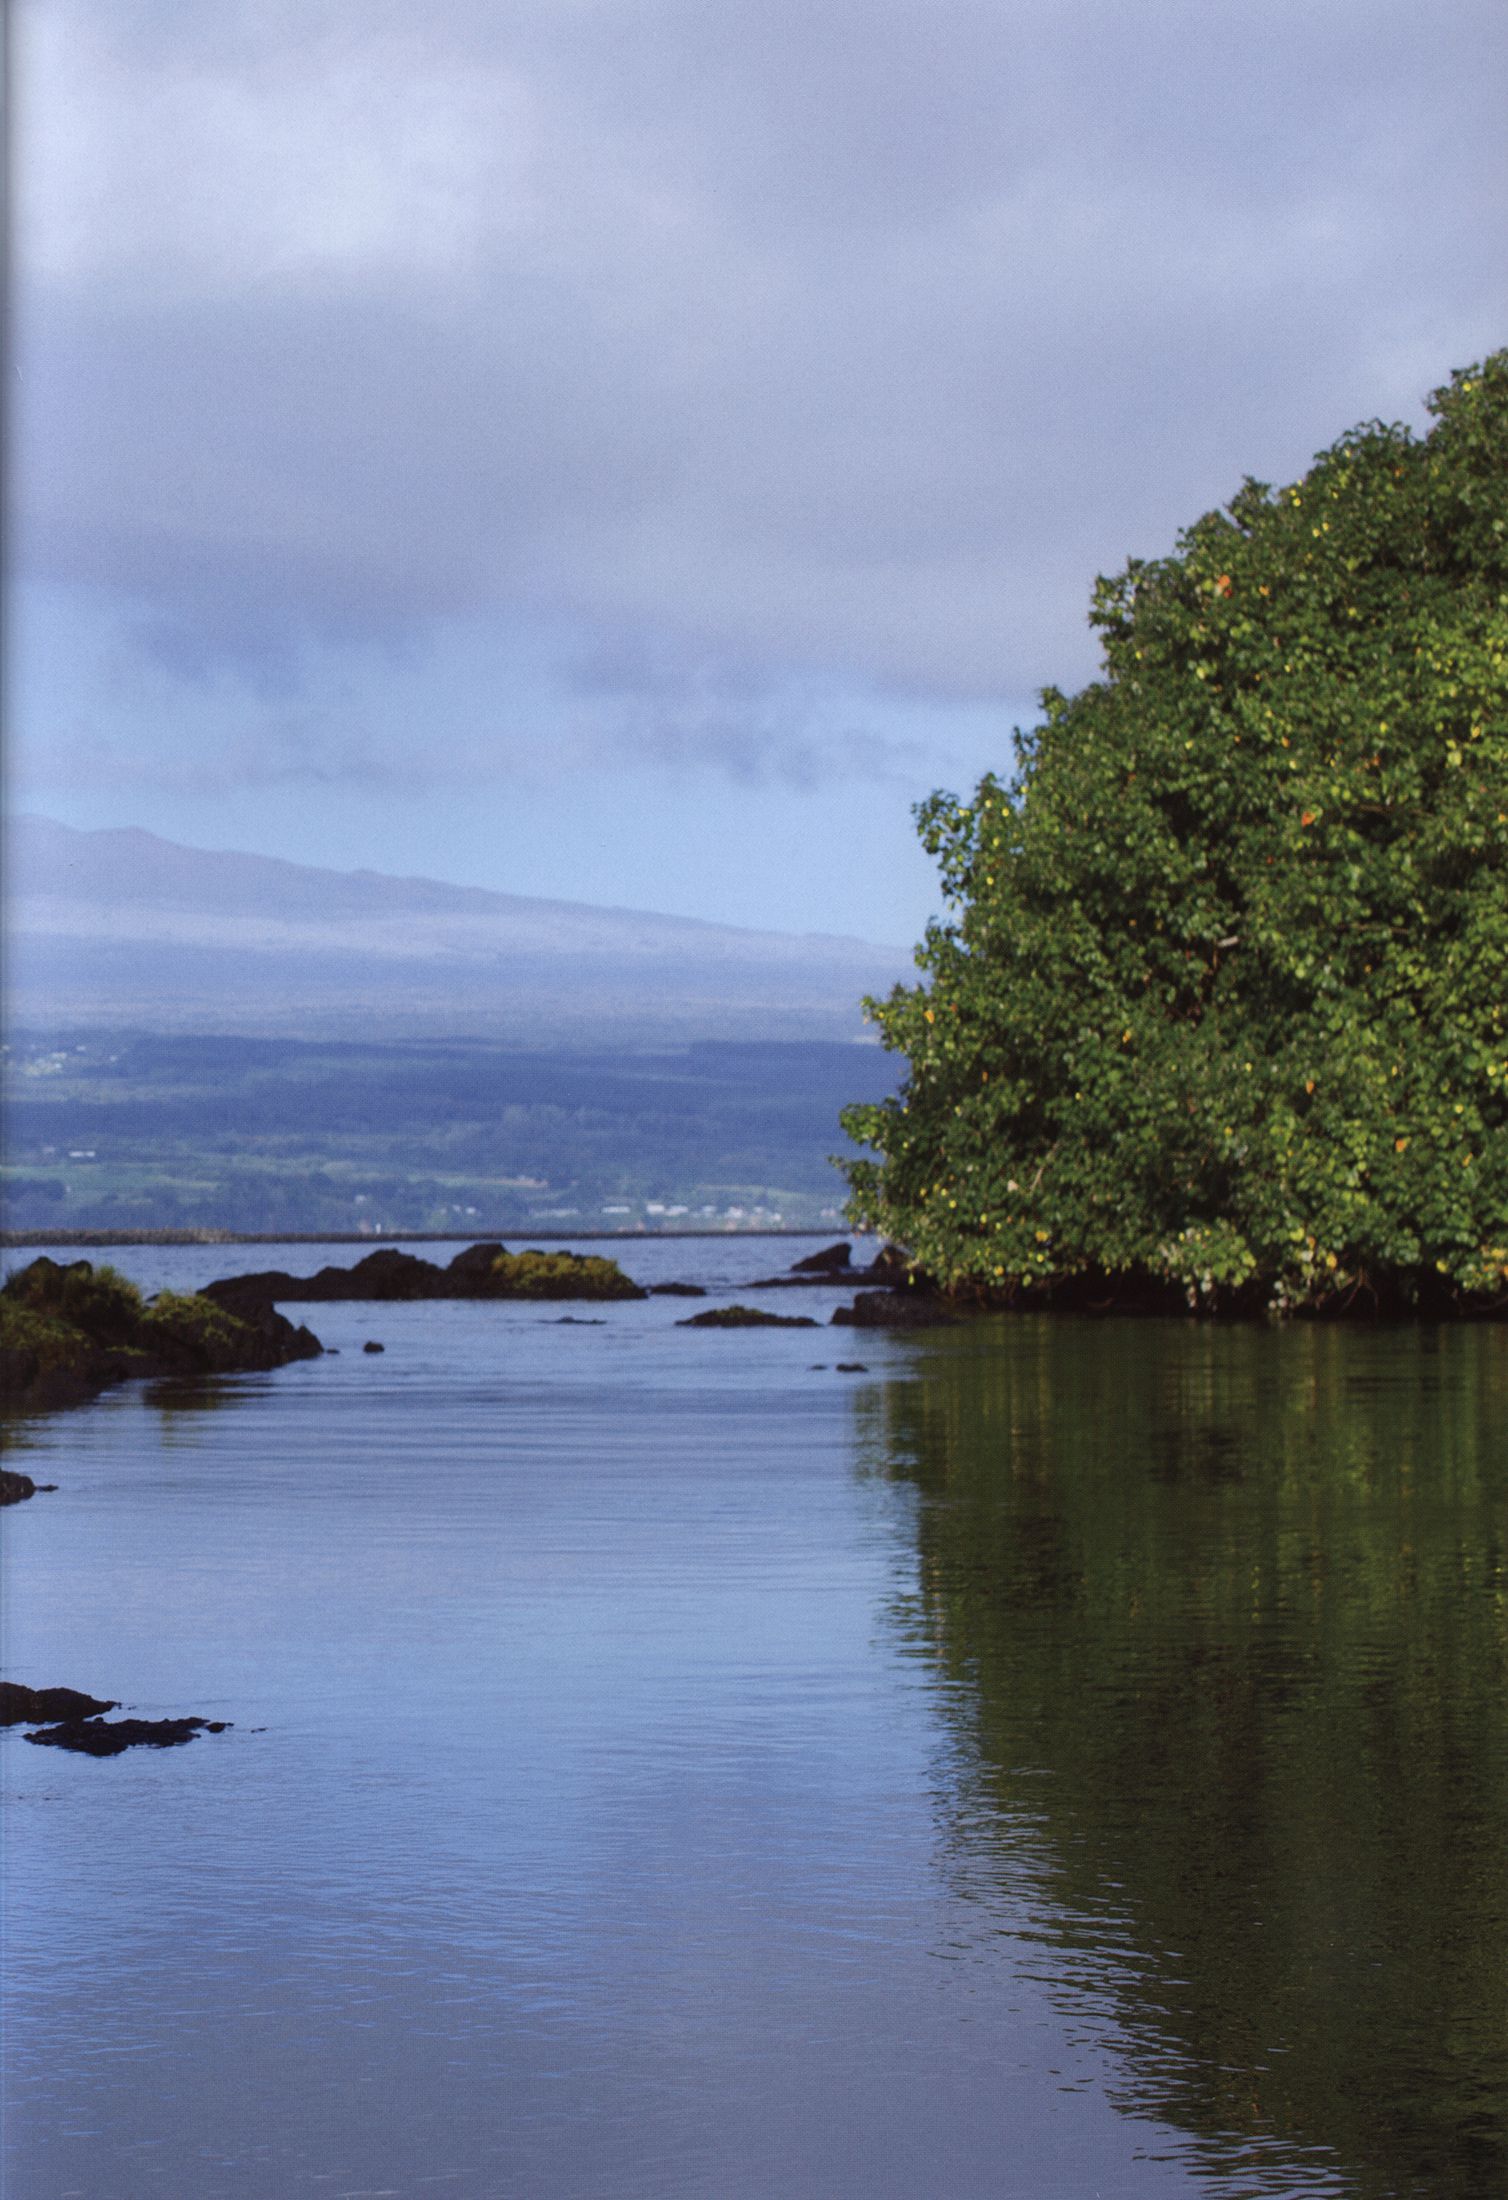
[3,1239,1505,2199]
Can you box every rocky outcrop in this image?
[1,1677,233,1754]
[748,1241,924,1289]
[27,1715,230,1755]
[676,1305,820,1328]
[863,1243,918,1285]
[830,1289,956,1328]
[790,1241,854,1274]
[206,1242,647,1309]
[1,1258,322,1416]
[0,1682,118,1725]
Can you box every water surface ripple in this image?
[3,1239,1503,2197]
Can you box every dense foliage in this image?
[843,357,1508,1311]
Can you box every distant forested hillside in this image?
[1,1033,897,1235]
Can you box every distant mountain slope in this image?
[6,817,910,1043]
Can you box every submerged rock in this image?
[677,1305,820,1329]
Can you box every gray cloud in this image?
[13,0,1507,753]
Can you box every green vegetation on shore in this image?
[843,355,1508,1314]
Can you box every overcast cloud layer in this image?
[11,0,1507,833]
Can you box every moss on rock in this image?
[1,1258,322,1415]
[480,1248,645,1300]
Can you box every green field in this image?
[1,1031,895,1236]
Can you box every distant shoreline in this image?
[0,1227,851,1249]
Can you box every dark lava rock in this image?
[1,1469,38,1505]
[749,1240,925,1290]
[677,1305,820,1329]
[199,1300,322,1372]
[26,1716,230,1756]
[866,1243,917,1284]
[446,1241,508,1276]
[1,1257,322,1416]
[4,1676,233,1756]
[339,1249,434,1296]
[648,1282,708,1297]
[204,1265,316,1309]
[207,1241,647,1307]
[208,1248,439,1307]
[790,1241,853,1274]
[1,1682,119,1726]
[831,1291,955,1329]
[362,1340,385,1354]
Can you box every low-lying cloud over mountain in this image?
[7,816,910,1043]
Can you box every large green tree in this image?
[843,356,1508,1312]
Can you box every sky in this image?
[8,0,1505,945]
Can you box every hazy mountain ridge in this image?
[7,817,911,1042]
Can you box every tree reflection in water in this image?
[857,1317,1507,2199]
